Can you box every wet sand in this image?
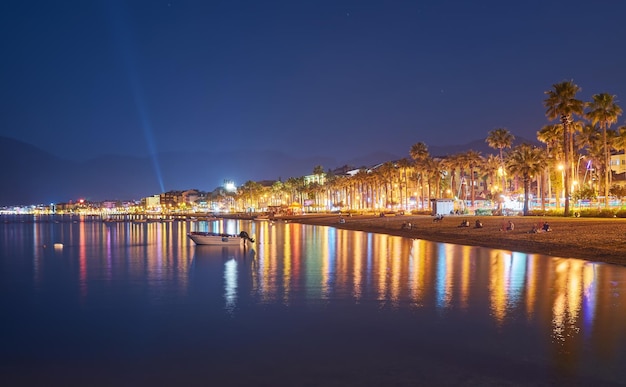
[278,214,626,266]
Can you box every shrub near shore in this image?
[281,214,626,266]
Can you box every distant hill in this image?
[0,136,341,205]
[0,135,537,206]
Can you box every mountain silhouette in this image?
[0,136,340,205]
[0,135,536,206]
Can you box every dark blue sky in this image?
[2,0,625,162]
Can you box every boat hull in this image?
[187,232,243,246]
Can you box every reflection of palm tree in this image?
[506,144,547,215]
[586,93,623,207]
[486,128,514,193]
[544,80,584,216]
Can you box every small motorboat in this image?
[187,231,254,246]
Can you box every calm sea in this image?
[1,215,625,386]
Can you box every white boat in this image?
[187,231,254,246]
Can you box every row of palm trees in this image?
[228,80,623,217]
[543,80,624,216]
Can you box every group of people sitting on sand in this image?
[458,219,484,228]
[499,220,515,232]
[529,221,552,234]
[404,216,553,233]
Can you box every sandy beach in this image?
[278,213,626,266]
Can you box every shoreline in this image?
[275,214,626,266]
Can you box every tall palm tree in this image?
[537,124,563,158]
[442,154,461,199]
[544,80,584,216]
[538,124,565,210]
[481,154,500,197]
[506,144,548,215]
[312,165,325,175]
[396,158,412,210]
[410,142,430,209]
[456,153,470,204]
[424,157,445,202]
[375,162,397,209]
[486,128,515,193]
[410,142,429,161]
[462,150,483,207]
[585,93,623,207]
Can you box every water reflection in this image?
[13,218,197,305]
[2,217,626,383]
[239,222,626,363]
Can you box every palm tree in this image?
[481,154,500,197]
[285,176,306,207]
[537,124,563,158]
[424,157,445,202]
[506,144,548,215]
[462,150,483,207]
[410,142,429,161]
[544,80,584,216]
[374,162,397,209]
[410,142,430,209]
[486,128,515,193]
[455,153,470,206]
[537,124,565,210]
[614,126,626,181]
[312,165,324,175]
[615,126,626,151]
[237,180,264,211]
[442,154,461,199]
[396,158,412,210]
[585,93,623,207]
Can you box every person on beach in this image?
[506,220,514,231]
[474,219,483,228]
[542,222,551,232]
[458,219,470,227]
[529,224,539,234]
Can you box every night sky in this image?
[1,0,625,163]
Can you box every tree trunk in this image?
[562,115,571,216]
[603,124,609,207]
[523,177,530,216]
